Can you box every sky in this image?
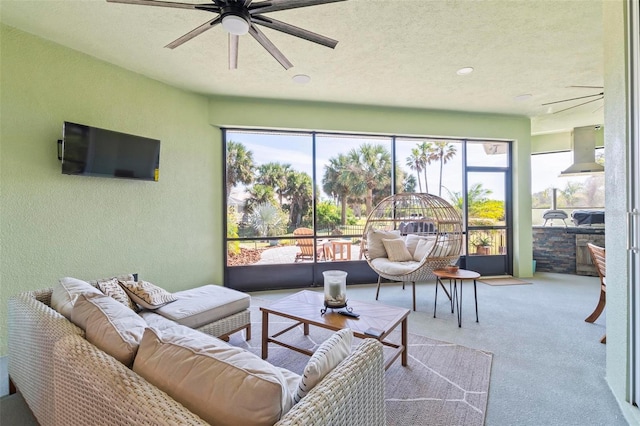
[227,130,594,203]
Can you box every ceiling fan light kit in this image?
[106,0,345,70]
[221,14,249,35]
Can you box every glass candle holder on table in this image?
[321,270,349,314]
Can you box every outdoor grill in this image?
[571,210,605,227]
[542,209,569,227]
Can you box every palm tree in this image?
[405,148,424,192]
[347,143,392,215]
[284,170,313,227]
[245,184,276,213]
[257,162,291,206]
[322,154,364,225]
[561,181,583,207]
[226,141,255,198]
[403,174,417,192]
[446,183,493,216]
[431,141,457,196]
[417,141,434,193]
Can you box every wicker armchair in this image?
[362,193,463,311]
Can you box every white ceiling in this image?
[0,0,605,134]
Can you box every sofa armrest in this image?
[8,289,84,424]
[276,338,386,426]
[53,334,210,426]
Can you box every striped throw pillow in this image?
[118,280,177,310]
[294,328,353,403]
[95,277,137,311]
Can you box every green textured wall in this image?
[0,25,223,355]
[208,96,533,278]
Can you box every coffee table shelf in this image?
[260,290,410,370]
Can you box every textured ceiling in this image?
[0,0,605,133]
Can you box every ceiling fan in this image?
[542,85,604,114]
[106,0,345,70]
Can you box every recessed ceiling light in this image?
[292,74,311,84]
[456,67,474,75]
[514,94,533,101]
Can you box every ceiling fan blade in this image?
[242,0,253,6]
[249,0,345,15]
[106,0,217,11]
[251,15,338,48]
[553,96,604,114]
[229,34,239,70]
[248,24,293,69]
[542,92,604,106]
[165,16,222,49]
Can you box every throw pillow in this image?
[95,277,137,311]
[381,238,413,262]
[51,277,104,319]
[133,327,295,426]
[118,280,177,310]
[294,328,353,403]
[413,237,437,262]
[367,229,402,259]
[71,293,147,367]
[404,234,423,257]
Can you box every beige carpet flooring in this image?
[478,277,532,286]
[228,298,493,426]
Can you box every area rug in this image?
[479,277,531,286]
[228,298,493,426]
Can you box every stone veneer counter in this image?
[532,226,605,276]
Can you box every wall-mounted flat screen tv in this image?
[61,121,160,181]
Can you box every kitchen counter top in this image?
[532,225,605,235]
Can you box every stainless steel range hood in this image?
[560,125,604,176]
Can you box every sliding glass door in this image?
[463,141,512,276]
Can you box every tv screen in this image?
[61,122,160,181]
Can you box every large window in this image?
[225,129,513,288]
[531,148,605,225]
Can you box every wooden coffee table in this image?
[260,290,410,370]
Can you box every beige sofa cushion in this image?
[71,293,147,367]
[367,229,401,259]
[133,328,295,426]
[153,284,250,329]
[51,277,103,319]
[294,328,353,403]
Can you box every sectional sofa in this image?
[8,280,386,425]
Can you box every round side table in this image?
[433,268,481,327]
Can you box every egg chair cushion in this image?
[370,258,421,276]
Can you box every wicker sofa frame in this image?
[8,289,386,426]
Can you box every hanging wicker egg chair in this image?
[362,192,463,310]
